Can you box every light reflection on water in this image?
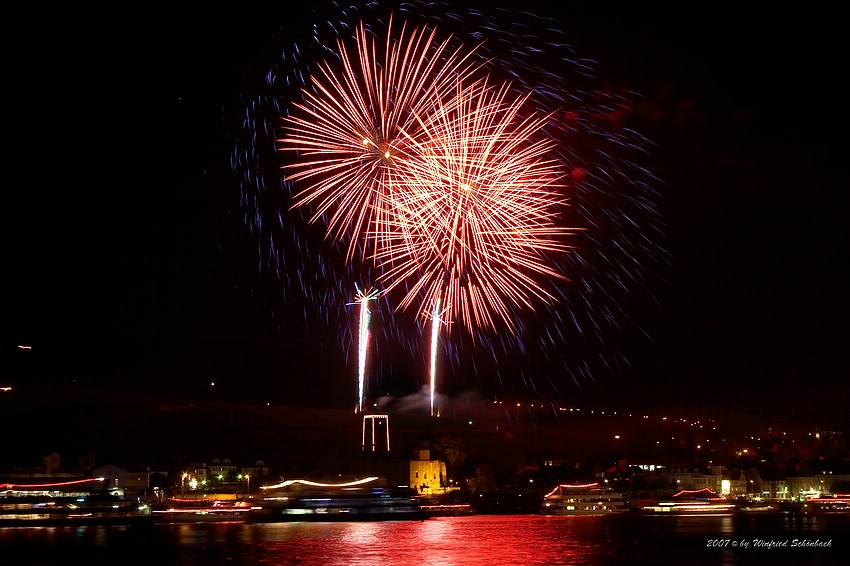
[0,514,847,566]
[244,517,613,565]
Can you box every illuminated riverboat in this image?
[801,494,850,515]
[540,482,630,515]
[249,476,427,522]
[152,493,260,522]
[0,478,151,526]
[640,488,735,515]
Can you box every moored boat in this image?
[540,482,629,515]
[801,494,850,515]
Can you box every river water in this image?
[1,513,847,565]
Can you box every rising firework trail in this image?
[428,298,450,416]
[349,285,382,413]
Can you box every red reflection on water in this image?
[1,514,847,565]
[250,516,598,565]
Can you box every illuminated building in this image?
[409,450,448,494]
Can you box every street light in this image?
[238,474,250,495]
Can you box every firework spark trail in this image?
[278,16,484,263]
[356,294,371,413]
[375,77,576,335]
[349,284,381,413]
[428,298,450,416]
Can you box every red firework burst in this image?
[376,77,577,334]
[279,16,482,261]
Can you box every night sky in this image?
[6,2,848,425]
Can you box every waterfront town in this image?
[2,383,848,522]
